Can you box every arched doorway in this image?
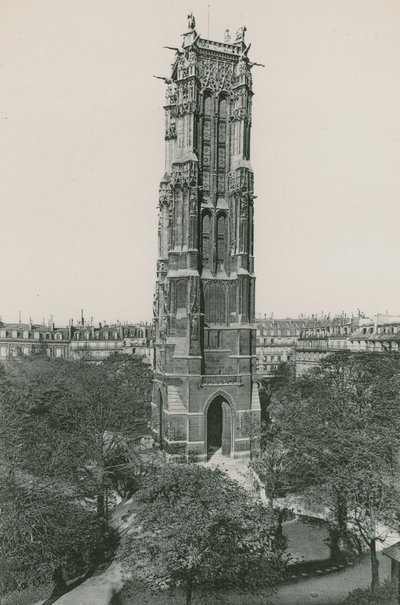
[206,395,232,459]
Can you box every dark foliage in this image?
[121,464,286,605]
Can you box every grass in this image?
[119,579,277,605]
[283,518,330,562]
[0,584,50,605]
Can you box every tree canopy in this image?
[0,352,153,592]
[264,351,400,587]
[1,353,153,510]
[121,464,286,605]
[0,471,110,594]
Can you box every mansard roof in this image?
[0,322,69,333]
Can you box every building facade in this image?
[294,316,360,376]
[151,16,260,460]
[0,319,153,364]
[348,314,400,355]
[294,313,400,376]
[255,314,400,378]
[256,318,301,376]
[255,315,357,378]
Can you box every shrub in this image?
[344,580,397,605]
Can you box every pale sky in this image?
[1,0,400,325]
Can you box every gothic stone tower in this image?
[152,16,260,461]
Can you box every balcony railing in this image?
[200,375,242,387]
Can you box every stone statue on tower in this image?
[187,12,196,31]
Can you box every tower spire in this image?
[151,18,260,461]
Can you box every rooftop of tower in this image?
[195,37,243,57]
[179,12,248,58]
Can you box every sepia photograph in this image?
[1,1,400,604]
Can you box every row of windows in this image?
[257,329,301,337]
[302,326,351,337]
[257,364,280,373]
[257,325,400,339]
[299,341,329,350]
[367,325,399,335]
[296,340,392,358]
[70,341,124,350]
[0,330,65,340]
[349,340,399,351]
[0,345,64,358]
[75,332,119,341]
[257,337,297,345]
[260,355,284,362]
[0,344,152,359]
[0,329,147,341]
[297,352,324,361]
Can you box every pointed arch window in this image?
[204,282,226,325]
[229,283,237,322]
[202,213,211,269]
[182,189,188,247]
[217,213,227,271]
[177,119,184,149]
[217,96,228,195]
[202,94,212,195]
[209,330,220,349]
[174,188,183,248]
[175,280,187,311]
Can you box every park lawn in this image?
[119,582,278,605]
[283,518,330,562]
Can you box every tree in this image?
[258,362,295,451]
[269,351,400,587]
[53,354,153,518]
[0,353,77,474]
[0,470,113,593]
[250,363,300,536]
[339,446,400,588]
[121,464,286,605]
[250,442,292,539]
[0,353,153,520]
[0,352,153,592]
[251,445,284,507]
